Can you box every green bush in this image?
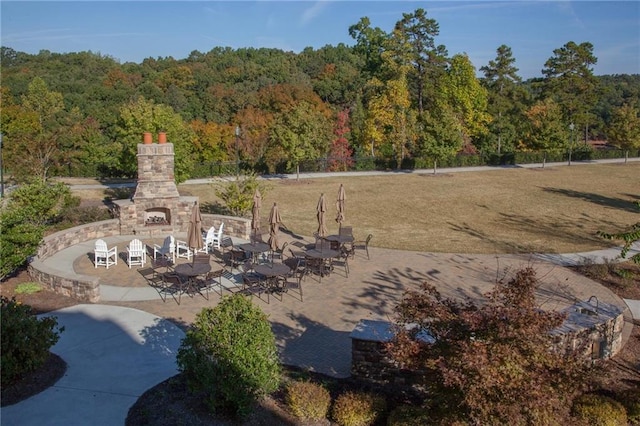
[386,404,432,425]
[331,391,387,426]
[1,296,64,385]
[213,172,270,217]
[285,379,331,420]
[617,389,640,425]
[176,294,281,418]
[571,393,628,426]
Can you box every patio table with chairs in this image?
[304,248,340,279]
[238,241,271,263]
[173,255,212,299]
[254,262,291,293]
[325,234,354,254]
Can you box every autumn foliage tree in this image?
[327,109,354,171]
[387,267,592,425]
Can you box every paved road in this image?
[66,157,640,189]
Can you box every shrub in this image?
[386,404,432,425]
[617,389,640,425]
[331,391,387,426]
[285,380,331,420]
[213,172,270,217]
[176,294,280,418]
[1,296,64,385]
[571,393,628,426]
[388,267,592,425]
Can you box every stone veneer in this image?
[114,142,194,235]
[29,219,121,302]
[28,214,251,302]
[350,306,626,386]
[27,138,255,301]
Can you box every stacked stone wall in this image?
[28,216,250,301]
[351,313,625,386]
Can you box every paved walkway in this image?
[3,156,639,425]
[4,239,639,426]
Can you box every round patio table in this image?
[325,234,354,252]
[325,234,354,244]
[174,262,211,296]
[254,263,291,278]
[304,249,340,278]
[238,242,271,262]
[254,263,291,293]
[174,262,211,277]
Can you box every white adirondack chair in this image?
[153,235,176,262]
[176,239,193,260]
[202,226,216,252]
[210,222,224,250]
[94,239,117,269]
[126,238,146,268]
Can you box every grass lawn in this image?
[70,162,640,254]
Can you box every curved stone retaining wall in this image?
[28,214,250,302]
[351,309,626,386]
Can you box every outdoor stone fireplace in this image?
[112,136,197,236]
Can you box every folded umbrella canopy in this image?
[187,201,204,252]
[268,202,281,251]
[336,183,346,228]
[251,188,262,238]
[317,193,327,237]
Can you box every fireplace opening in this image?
[145,208,171,226]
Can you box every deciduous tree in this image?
[115,96,196,182]
[387,267,592,425]
[524,98,568,167]
[443,54,491,145]
[269,101,331,179]
[607,103,640,162]
[327,109,354,172]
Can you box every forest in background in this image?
[1,8,639,183]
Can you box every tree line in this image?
[1,7,639,183]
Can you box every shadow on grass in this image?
[542,187,640,213]
[448,208,624,254]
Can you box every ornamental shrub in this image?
[285,379,331,420]
[617,388,640,424]
[331,391,387,426]
[1,296,64,385]
[571,393,628,426]
[386,404,432,425]
[176,294,280,418]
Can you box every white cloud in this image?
[300,1,330,26]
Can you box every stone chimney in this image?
[112,134,197,236]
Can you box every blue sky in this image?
[2,1,638,79]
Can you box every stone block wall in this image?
[351,309,626,386]
[36,219,121,259]
[201,214,251,241]
[28,263,100,303]
[29,219,120,302]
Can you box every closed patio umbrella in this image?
[317,193,327,237]
[268,202,281,251]
[251,188,262,239]
[187,201,204,252]
[336,183,346,228]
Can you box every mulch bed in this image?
[1,353,67,407]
